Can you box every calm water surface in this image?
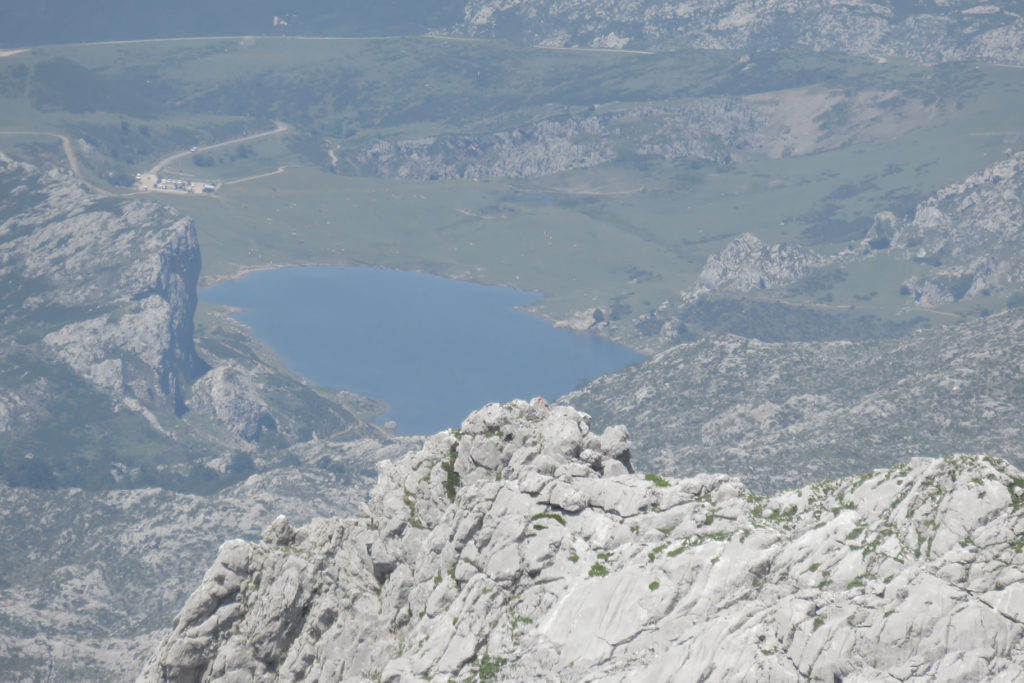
[201,267,643,435]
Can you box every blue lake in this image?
[200,267,644,435]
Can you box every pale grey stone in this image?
[190,363,270,441]
[603,459,629,477]
[547,481,589,512]
[518,470,550,495]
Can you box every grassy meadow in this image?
[0,35,1021,338]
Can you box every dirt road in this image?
[147,120,291,176]
[0,131,82,175]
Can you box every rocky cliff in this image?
[0,156,395,680]
[142,399,1024,681]
[0,154,204,416]
[0,156,378,488]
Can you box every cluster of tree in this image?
[669,296,925,344]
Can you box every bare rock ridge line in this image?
[450,0,1024,65]
[143,399,1024,681]
[334,89,936,185]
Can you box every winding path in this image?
[0,130,82,176]
[223,165,292,186]
[147,120,291,176]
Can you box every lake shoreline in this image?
[200,266,645,435]
[200,262,650,354]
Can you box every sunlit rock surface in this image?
[143,399,1024,681]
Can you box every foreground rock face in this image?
[142,400,1024,681]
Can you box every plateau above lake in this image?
[200,267,644,435]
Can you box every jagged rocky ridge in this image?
[143,400,1024,681]
[340,99,766,180]
[449,0,1024,65]
[676,147,1024,317]
[623,147,1024,352]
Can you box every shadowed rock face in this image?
[142,399,1024,682]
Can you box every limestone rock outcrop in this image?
[341,100,766,181]
[142,399,1024,681]
[189,363,272,442]
[693,232,829,295]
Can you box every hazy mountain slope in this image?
[563,308,1024,493]
[0,437,416,682]
[450,0,1024,64]
[7,0,1019,65]
[142,400,1024,681]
